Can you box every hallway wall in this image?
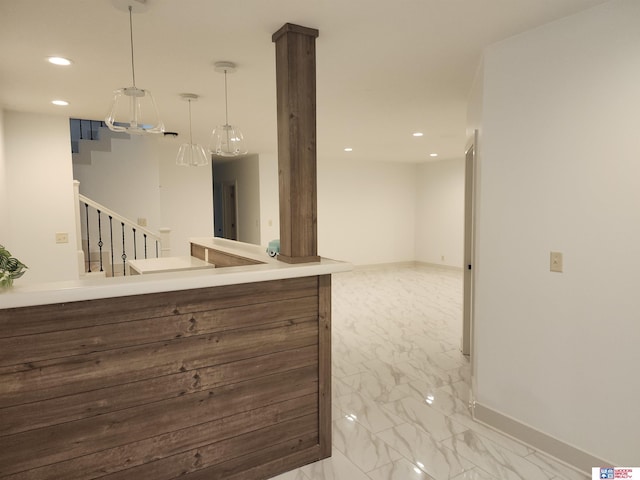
[472,0,640,465]
[318,158,417,265]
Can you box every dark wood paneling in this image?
[0,295,318,365]
[272,24,321,264]
[190,244,264,268]
[0,365,318,475]
[318,274,332,457]
[1,345,318,436]
[4,395,317,480]
[206,248,263,267]
[0,317,318,408]
[224,445,323,480]
[174,438,320,480]
[190,243,206,261]
[0,276,318,338]
[0,275,331,479]
[99,414,317,480]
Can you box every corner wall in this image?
[0,110,8,237]
[317,158,417,266]
[473,0,640,466]
[73,132,162,232]
[157,137,214,256]
[3,111,79,284]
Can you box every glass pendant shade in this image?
[209,62,247,156]
[176,93,209,167]
[209,124,247,157]
[105,3,164,135]
[176,143,209,167]
[106,87,164,135]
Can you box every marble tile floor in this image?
[269,265,588,480]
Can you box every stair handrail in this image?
[74,180,171,277]
[77,193,162,244]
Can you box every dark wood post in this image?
[272,23,321,264]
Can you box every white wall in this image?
[3,111,79,284]
[0,110,8,236]
[318,158,417,265]
[157,136,213,257]
[73,131,162,232]
[473,0,640,465]
[258,153,279,246]
[260,153,463,266]
[415,159,465,267]
[213,155,261,245]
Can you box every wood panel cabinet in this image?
[0,275,332,479]
[190,243,264,268]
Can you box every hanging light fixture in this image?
[176,94,209,167]
[209,62,247,156]
[105,1,164,135]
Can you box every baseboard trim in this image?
[353,261,464,271]
[353,261,418,271]
[473,402,611,475]
[415,261,464,271]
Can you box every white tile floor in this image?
[269,265,589,480]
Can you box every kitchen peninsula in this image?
[0,238,350,479]
[1,21,330,479]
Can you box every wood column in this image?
[272,23,321,264]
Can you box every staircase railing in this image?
[70,118,106,154]
[73,181,170,276]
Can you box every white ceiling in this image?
[0,0,608,163]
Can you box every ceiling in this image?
[0,0,609,163]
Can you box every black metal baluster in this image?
[143,233,148,259]
[133,228,137,260]
[97,210,104,272]
[121,222,127,276]
[156,241,159,258]
[109,216,115,277]
[84,202,91,273]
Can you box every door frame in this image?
[462,129,478,357]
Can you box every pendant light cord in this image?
[224,69,229,126]
[128,5,136,87]
[188,99,193,145]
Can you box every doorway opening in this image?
[213,180,238,240]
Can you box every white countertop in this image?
[0,238,351,309]
[128,256,215,274]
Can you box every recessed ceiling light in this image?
[344,147,353,152]
[430,153,438,157]
[51,100,69,106]
[48,56,72,66]
[412,132,424,137]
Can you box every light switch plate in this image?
[550,251,563,273]
[55,232,69,244]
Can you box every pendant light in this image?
[209,62,247,156]
[176,94,209,167]
[105,1,164,135]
